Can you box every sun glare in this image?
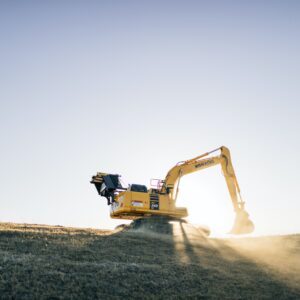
[176,168,236,236]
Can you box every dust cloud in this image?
[171,221,300,290]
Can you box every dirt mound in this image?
[127,216,210,236]
[0,222,299,299]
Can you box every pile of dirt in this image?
[0,222,299,299]
[127,216,210,236]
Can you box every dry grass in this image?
[0,221,299,299]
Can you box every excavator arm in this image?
[161,146,254,234]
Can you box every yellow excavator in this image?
[91,146,254,234]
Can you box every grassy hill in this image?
[0,221,299,299]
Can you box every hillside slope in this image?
[0,222,299,299]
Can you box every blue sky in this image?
[0,1,299,235]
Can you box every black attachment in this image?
[91,173,124,205]
[128,184,148,193]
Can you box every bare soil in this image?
[0,221,299,299]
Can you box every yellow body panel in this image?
[110,190,188,220]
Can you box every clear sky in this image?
[0,1,299,235]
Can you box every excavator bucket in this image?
[230,210,254,235]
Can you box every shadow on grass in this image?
[0,223,299,299]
